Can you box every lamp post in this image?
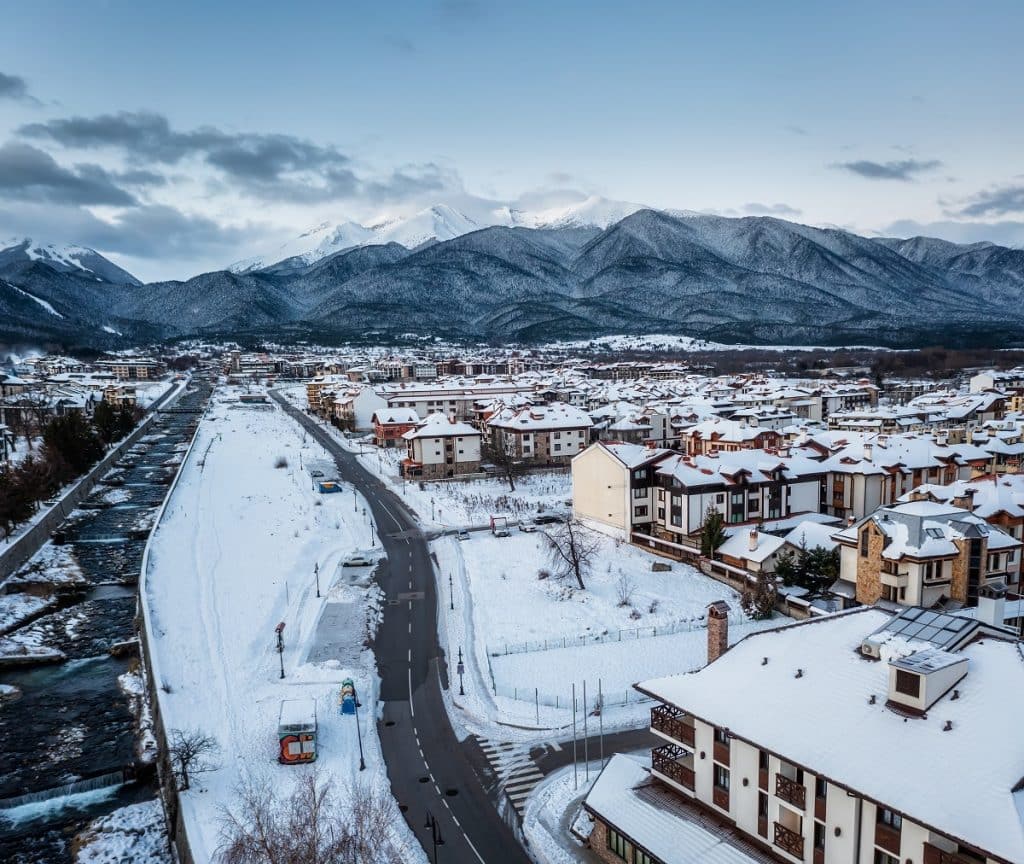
[354,687,366,771]
[424,811,445,864]
[352,487,357,511]
[457,647,465,696]
[449,573,454,610]
[314,561,320,598]
[275,622,285,679]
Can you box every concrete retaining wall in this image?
[0,382,186,583]
[135,385,207,864]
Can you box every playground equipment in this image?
[339,678,357,715]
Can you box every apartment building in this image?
[833,500,1021,606]
[679,418,783,456]
[371,408,419,448]
[94,358,166,380]
[486,402,593,465]
[400,412,481,480]
[586,607,1022,864]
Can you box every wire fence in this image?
[491,680,657,710]
[487,610,749,658]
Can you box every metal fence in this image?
[491,680,656,710]
[487,610,748,658]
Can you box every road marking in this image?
[463,834,487,864]
[408,621,412,634]
[408,668,415,717]
[408,648,411,662]
[408,601,412,610]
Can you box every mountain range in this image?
[1,205,1022,351]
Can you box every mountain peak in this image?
[0,237,141,285]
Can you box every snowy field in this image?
[544,333,892,353]
[73,799,170,864]
[142,390,422,863]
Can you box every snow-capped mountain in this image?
[229,196,645,272]
[0,237,141,286]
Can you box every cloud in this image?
[881,218,1024,249]
[0,71,36,103]
[0,142,136,205]
[832,158,942,181]
[784,125,808,136]
[17,110,460,204]
[953,185,1024,218]
[743,202,802,217]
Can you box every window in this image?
[716,493,725,504]
[633,487,647,499]
[874,852,898,864]
[634,505,649,518]
[634,850,653,864]
[714,764,730,791]
[634,468,647,480]
[657,507,665,520]
[861,528,870,558]
[758,791,768,818]
[554,443,561,451]
[815,777,827,800]
[894,670,920,699]
[814,821,826,851]
[877,808,902,830]
[714,727,729,745]
[759,750,769,772]
[749,498,759,512]
[554,431,561,439]
[607,828,631,860]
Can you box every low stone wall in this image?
[0,382,185,583]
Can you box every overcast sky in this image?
[1,0,1022,281]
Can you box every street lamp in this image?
[354,689,366,771]
[314,561,320,598]
[449,573,454,611]
[275,622,286,679]
[424,811,445,864]
[352,487,357,511]
[457,647,465,696]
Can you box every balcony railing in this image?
[775,773,806,809]
[651,704,695,746]
[774,822,804,858]
[651,743,694,791]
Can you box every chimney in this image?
[952,488,976,512]
[847,514,856,526]
[748,529,759,552]
[707,601,730,664]
[976,585,1006,627]
[863,442,873,462]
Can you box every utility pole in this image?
[583,680,589,782]
[599,677,604,770]
[572,682,578,790]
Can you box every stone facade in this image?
[707,600,730,663]
[950,538,970,603]
[855,522,886,604]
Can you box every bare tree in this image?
[168,728,220,791]
[545,518,601,590]
[482,432,522,492]
[615,573,636,608]
[218,771,408,864]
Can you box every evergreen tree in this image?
[93,400,119,444]
[774,534,839,596]
[43,413,104,476]
[700,505,727,558]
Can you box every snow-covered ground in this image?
[73,799,170,864]
[544,333,894,353]
[523,760,603,864]
[141,390,422,863]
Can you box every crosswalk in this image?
[473,736,545,817]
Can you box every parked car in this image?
[520,523,538,533]
[342,553,373,567]
[533,513,564,525]
[456,529,470,541]
[310,469,325,478]
[493,528,511,538]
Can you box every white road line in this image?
[408,668,415,717]
[408,621,412,634]
[451,815,461,827]
[408,648,412,662]
[464,834,487,864]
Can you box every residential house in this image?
[371,408,419,448]
[400,413,482,480]
[486,402,593,465]
[833,500,1021,606]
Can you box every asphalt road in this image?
[273,393,531,864]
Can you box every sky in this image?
[0,0,1022,281]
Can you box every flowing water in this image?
[0,377,212,861]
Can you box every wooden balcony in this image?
[775,773,806,809]
[651,704,695,746]
[923,844,977,864]
[651,743,695,791]
[875,823,901,856]
[774,822,804,858]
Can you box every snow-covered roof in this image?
[638,610,1024,863]
[402,411,479,439]
[781,520,840,552]
[655,449,824,489]
[372,408,419,425]
[585,754,760,864]
[592,440,673,469]
[487,401,593,432]
[717,530,784,564]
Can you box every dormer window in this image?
[894,669,920,699]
